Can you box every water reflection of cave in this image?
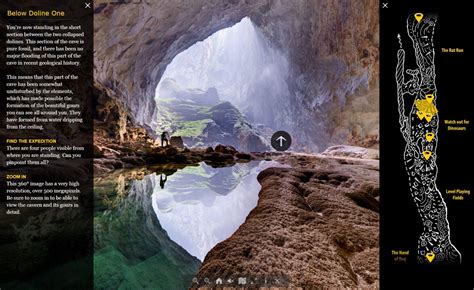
[151,160,286,260]
[154,17,290,144]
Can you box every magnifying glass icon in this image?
[204,278,210,284]
[192,278,198,284]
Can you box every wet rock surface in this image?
[322,145,379,160]
[195,152,379,288]
[93,130,258,176]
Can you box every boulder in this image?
[170,136,185,148]
[214,144,237,155]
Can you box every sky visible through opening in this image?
[155,17,289,129]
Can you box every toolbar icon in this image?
[238,277,247,285]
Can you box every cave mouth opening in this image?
[153,17,290,151]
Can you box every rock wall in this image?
[94,0,265,126]
[93,0,378,151]
[255,0,379,150]
[94,82,154,144]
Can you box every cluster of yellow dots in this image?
[416,94,437,161]
[415,94,437,122]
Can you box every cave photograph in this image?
[3,0,474,288]
[92,0,379,288]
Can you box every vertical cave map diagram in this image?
[381,0,473,287]
[395,13,461,265]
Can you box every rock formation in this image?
[322,145,379,160]
[169,136,184,149]
[195,152,379,288]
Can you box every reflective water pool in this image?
[93,160,285,289]
[149,160,284,260]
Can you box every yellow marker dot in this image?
[424,113,433,122]
[425,94,434,103]
[426,252,435,263]
[415,13,424,23]
[426,132,435,142]
[422,151,432,160]
[416,111,425,120]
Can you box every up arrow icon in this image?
[271,131,292,151]
[276,136,286,147]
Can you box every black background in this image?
[380,0,473,288]
[0,1,93,288]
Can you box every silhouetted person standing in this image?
[161,131,169,147]
[159,174,167,189]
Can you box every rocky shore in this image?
[94,140,254,176]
